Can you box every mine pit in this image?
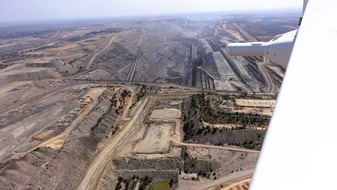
[0,13,297,189]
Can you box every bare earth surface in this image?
[0,13,296,189]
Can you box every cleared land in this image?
[134,123,175,154]
[0,13,297,190]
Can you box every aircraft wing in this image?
[250,1,337,189]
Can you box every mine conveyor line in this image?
[232,23,256,42]
[206,28,253,91]
[197,66,216,80]
[126,47,142,81]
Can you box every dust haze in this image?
[0,11,299,190]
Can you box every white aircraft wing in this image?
[250,1,337,189]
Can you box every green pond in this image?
[149,181,170,190]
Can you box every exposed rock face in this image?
[0,89,121,190]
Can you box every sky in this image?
[0,0,302,22]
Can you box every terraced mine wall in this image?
[182,95,267,150]
[7,70,56,81]
[267,66,284,88]
[112,155,222,186]
[26,63,55,68]
[113,158,181,184]
[0,88,121,189]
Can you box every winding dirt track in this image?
[257,60,276,93]
[86,36,115,69]
[233,22,276,93]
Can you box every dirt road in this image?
[75,96,150,190]
[171,139,260,154]
[52,28,63,38]
[86,36,115,69]
[220,178,251,190]
[257,60,276,93]
[181,169,254,190]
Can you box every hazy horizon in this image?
[1,0,302,22]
